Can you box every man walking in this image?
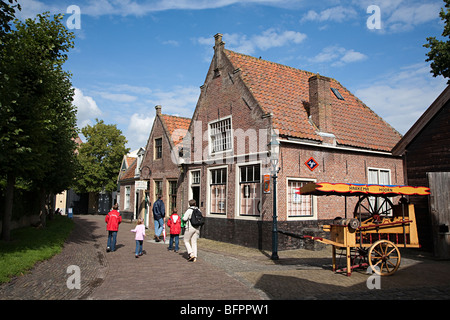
[152,195,165,242]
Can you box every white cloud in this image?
[309,46,367,67]
[33,0,300,17]
[354,0,442,32]
[355,63,447,134]
[146,85,199,117]
[340,49,367,64]
[386,2,442,32]
[15,0,61,19]
[197,29,307,55]
[126,113,154,149]
[301,6,358,23]
[72,87,102,129]
[253,29,307,50]
[98,92,138,103]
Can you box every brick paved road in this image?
[1,214,450,301]
[0,215,263,300]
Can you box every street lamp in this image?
[268,131,280,260]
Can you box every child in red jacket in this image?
[105,203,122,252]
[167,208,181,252]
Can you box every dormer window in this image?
[331,87,344,100]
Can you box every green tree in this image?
[75,119,129,195]
[424,0,450,83]
[0,12,77,240]
[0,0,21,37]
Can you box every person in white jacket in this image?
[182,199,200,262]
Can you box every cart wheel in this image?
[368,240,401,276]
[353,195,394,220]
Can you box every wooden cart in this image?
[291,182,430,276]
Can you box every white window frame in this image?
[208,116,233,156]
[367,167,391,185]
[188,169,201,205]
[286,177,317,221]
[206,165,228,217]
[367,167,392,216]
[235,161,262,220]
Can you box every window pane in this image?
[155,138,162,159]
[210,168,226,215]
[192,171,200,185]
[169,181,177,214]
[210,118,232,153]
[239,164,261,216]
[287,180,312,217]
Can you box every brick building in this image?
[174,34,404,250]
[135,105,191,229]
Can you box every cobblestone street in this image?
[1,214,450,303]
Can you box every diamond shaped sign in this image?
[305,157,319,171]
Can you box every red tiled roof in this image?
[160,114,191,146]
[224,49,401,152]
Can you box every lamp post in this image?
[268,132,280,260]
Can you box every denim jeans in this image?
[107,231,117,251]
[135,240,143,256]
[168,234,179,251]
[154,218,164,237]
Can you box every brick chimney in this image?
[308,74,333,133]
[213,33,225,76]
[155,105,162,116]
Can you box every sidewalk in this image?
[1,214,450,300]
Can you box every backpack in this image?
[189,207,204,227]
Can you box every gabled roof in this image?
[118,148,144,181]
[119,158,137,182]
[224,49,402,152]
[392,85,450,156]
[160,114,191,147]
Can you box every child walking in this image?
[167,208,181,252]
[131,218,146,258]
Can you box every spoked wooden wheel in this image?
[354,195,394,221]
[368,240,401,276]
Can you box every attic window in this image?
[331,87,344,100]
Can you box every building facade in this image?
[120,34,406,250]
[136,106,191,230]
[173,34,404,250]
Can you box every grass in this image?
[0,215,74,284]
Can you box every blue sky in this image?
[17,0,448,151]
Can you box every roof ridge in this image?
[160,113,191,120]
[224,49,341,83]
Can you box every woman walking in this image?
[182,199,202,262]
